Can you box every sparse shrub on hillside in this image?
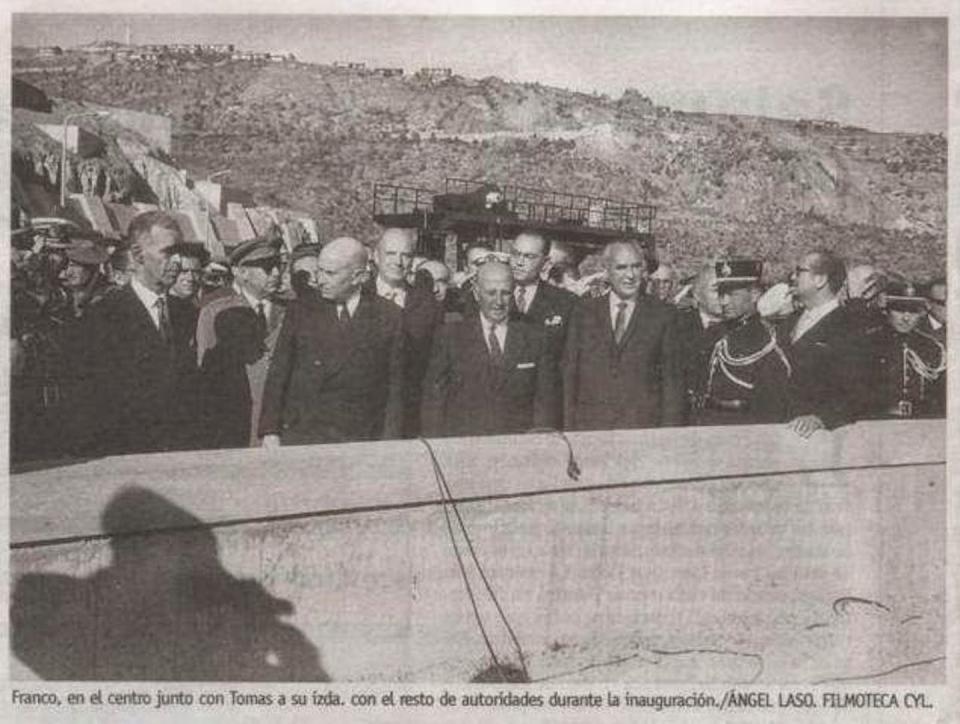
[14,59,945,275]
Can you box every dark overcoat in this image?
[259,294,404,445]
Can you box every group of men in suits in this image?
[59,209,946,459]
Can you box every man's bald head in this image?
[321,236,368,268]
[316,237,369,302]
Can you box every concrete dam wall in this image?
[9,421,945,683]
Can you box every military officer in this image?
[868,279,946,419]
[675,261,727,423]
[694,259,791,426]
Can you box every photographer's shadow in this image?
[11,486,329,681]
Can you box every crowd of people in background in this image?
[10,210,947,463]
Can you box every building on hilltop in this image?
[36,46,63,57]
[333,61,367,71]
[416,67,452,82]
[231,50,270,62]
[373,67,404,77]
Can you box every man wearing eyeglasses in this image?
[509,232,577,359]
[196,235,286,447]
[781,249,873,438]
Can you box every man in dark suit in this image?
[260,237,404,446]
[196,236,285,448]
[781,249,874,438]
[563,240,684,431]
[64,211,200,456]
[919,277,946,343]
[370,227,443,438]
[509,232,578,357]
[421,260,559,437]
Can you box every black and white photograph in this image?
[5,5,955,721]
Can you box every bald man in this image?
[259,237,405,445]
[421,261,559,437]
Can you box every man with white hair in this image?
[563,240,684,430]
[368,227,444,437]
[260,237,404,446]
[421,260,559,437]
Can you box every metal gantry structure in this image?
[373,177,657,269]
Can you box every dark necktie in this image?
[488,323,503,364]
[156,296,172,346]
[515,286,526,314]
[613,301,628,345]
[338,304,350,327]
[256,301,268,336]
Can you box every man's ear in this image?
[130,242,144,264]
[353,265,369,287]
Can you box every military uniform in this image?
[674,306,727,423]
[693,258,791,426]
[694,314,791,426]
[869,327,946,418]
[866,278,946,420]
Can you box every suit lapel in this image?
[617,297,644,349]
[604,294,642,352]
[501,322,527,377]
[790,306,839,349]
[123,285,166,347]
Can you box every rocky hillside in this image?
[14,52,946,277]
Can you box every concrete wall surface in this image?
[10,421,945,683]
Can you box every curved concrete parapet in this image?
[10,420,945,683]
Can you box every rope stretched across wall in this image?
[417,431,583,682]
[418,436,531,683]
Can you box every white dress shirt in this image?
[337,290,362,319]
[235,282,272,320]
[791,297,840,342]
[479,314,508,354]
[376,276,407,309]
[608,294,636,332]
[515,281,539,314]
[130,276,166,331]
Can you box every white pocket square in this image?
[517,362,536,369]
